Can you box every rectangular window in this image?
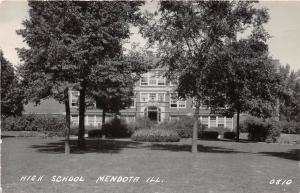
[71,115,79,125]
[158,93,164,102]
[71,115,79,121]
[149,93,156,101]
[210,116,217,127]
[71,91,79,106]
[149,72,156,86]
[170,103,177,108]
[157,74,165,86]
[96,115,102,127]
[218,117,224,127]
[140,93,148,102]
[96,115,101,123]
[226,117,233,130]
[140,71,166,86]
[170,93,178,108]
[218,117,224,122]
[130,95,136,108]
[87,116,94,126]
[201,116,208,124]
[170,93,186,108]
[178,100,186,108]
[140,74,148,86]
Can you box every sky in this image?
[0,0,299,71]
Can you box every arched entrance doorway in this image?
[144,106,161,122]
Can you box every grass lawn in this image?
[2,135,299,193]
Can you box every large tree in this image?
[18,1,144,149]
[141,1,273,151]
[202,33,280,141]
[89,52,151,127]
[17,1,84,153]
[1,50,24,117]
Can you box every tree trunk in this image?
[64,88,71,154]
[102,108,106,126]
[78,84,86,148]
[236,109,240,142]
[192,98,200,153]
[275,98,280,121]
[101,107,106,138]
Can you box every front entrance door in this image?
[148,111,157,121]
[145,106,161,122]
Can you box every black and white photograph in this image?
[0,0,299,193]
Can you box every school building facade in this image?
[69,69,235,130]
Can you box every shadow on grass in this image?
[149,143,243,153]
[218,139,257,143]
[1,135,16,138]
[258,149,300,161]
[31,139,142,154]
[31,138,243,154]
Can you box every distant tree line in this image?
[277,65,300,122]
[0,50,24,117]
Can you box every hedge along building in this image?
[69,68,236,130]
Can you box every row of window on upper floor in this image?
[70,91,186,108]
[139,72,176,86]
[138,92,186,108]
[70,91,214,110]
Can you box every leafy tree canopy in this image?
[1,50,24,117]
[140,1,276,144]
[89,51,151,115]
[140,1,271,103]
[17,1,145,147]
[17,1,144,103]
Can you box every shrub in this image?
[68,125,99,136]
[199,131,219,140]
[2,114,67,135]
[243,116,281,142]
[245,117,267,141]
[240,123,249,133]
[44,131,65,137]
[280,121,300,134]
[204,127,231,135]
[127,117,155,133]
[18,131,46,137]
[88,129,102,138]
[265,119,281,142]
[223,132,236,139]
[131,128,180,142]
[171,116,194,138]
[157,116,203,138]
[277,134,300,144]
[102,118,131,138]
[2,115,33,131]
[69,127,79,136]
